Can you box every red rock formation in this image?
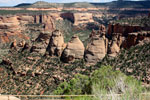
[107,24,142,36]
[0,14,56,44]
[125,33,138,48]
[122,31,150,48]
[34,14,55,32]
[60,12,74,23]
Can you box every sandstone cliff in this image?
[34,14,55,32]
[85,36,106,64]
[0,14,55,44]
[61,35,85,62]
[47,30,65,56]
[60,12,94,26]
[107,24,143,36]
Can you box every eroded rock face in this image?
[18,15,34,23]
[60,13,74,23]
[74,13,94,25]
[123,31,150,48]
[108,41,120,57]
[34,14,55,32]
[30,33,50,55]
[47,30,65,56]
[60,12,94,25]
[85,36,106,64]
[0,16,26,43]
[108,31,150,57]
[108,33,124,57]
[61,35,85,62]
[107,24,143,36]
[0,14,55,44]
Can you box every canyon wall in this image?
[0,14,55,44]
[60,12,94,26]
[107,24,143,36]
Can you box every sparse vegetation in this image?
[55,66,145,100]
[0,0,150,98]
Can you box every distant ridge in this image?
[27,1,63,8]
[14,1,150,9]
[14,3,31,7]
[64,2,95,8]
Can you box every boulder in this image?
[21,43,31,52]
[10,39,17,50]
[61,35,85,62]
[47,30,65,56]
[85,36,106,64]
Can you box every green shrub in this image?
[54,65,144,99]
[91,65,121,91]
[92,66,144,100]
[54,74,90,95]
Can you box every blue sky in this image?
[0,0,114,6]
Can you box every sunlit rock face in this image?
[34,14,55,32]
[85,36,106,64]
[61,35,85,62]
[60,12,94,25]
[47,30,65,57]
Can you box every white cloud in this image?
[0,0,24,3]
[92,0,100,2]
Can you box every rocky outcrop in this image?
[107,24,143,36]
[61,35,85,62]
[74,13,94,25]
[34,14,55,32]
[60,13,74,23]
[107,31,150,57]
[9,39,30,52]
[10,39,17,50]
[108,41,120,57]
[0,15,29,44]
[108,33,124,57]
[18,15,34,23]
[123,31,150,48]
[47,30,65,56]
[0,14,55,44]
[0,16,20,30]
[60,12,94,25]
[85,25,108,64]
[85,35,106,64]
[30,33,50,55]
